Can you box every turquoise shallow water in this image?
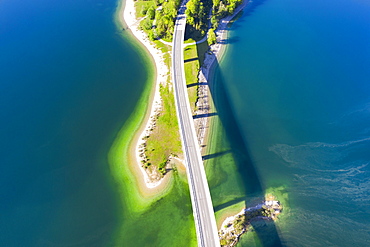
[0,0,152,245]
[210,0,370,246]
[1,0,197,246]
[2,0,369,246]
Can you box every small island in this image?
[219,195,283,247]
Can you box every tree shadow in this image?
[218,36,240,45]
[184,24,204,41]
[215,0,269,45]
[244,0,268,18]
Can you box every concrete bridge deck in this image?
[171,2,220,247]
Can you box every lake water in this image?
[1,0,197,246]
[209,0,370,246]
[2,0,369,246]
[0,0,152,245]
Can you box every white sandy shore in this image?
[122,0,249,188]
[123,0,170,189]
[195,0,250,151]
[219,199,281,245]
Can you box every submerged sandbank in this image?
[115,0,175,195]
[115,0,250,197]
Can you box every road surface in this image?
[171,2,221,247]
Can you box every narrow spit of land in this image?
[119,1,285,247]
[121,0,181,193]
[122,0,251,192]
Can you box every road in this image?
[171,2,221,247]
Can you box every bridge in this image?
[171,2,221,247]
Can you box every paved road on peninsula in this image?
[171,2,220,247]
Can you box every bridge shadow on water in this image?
[209,55,283,247]
[193,112,218,119]
[194,0,283,245]
[202,149,231,161]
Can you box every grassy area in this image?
[154,40,172,69]
[184,38,196,44]
[135,0,180,40]
[129,1,183,175]
[110,3,198,245]
[145,85,182,174]
[143,35,210,174]
[184,41,209,112]
[184,44,200,113]
[134,0,156,19]
[133,0,211,175]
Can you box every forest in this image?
[137,0,244,41]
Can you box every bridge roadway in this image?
[171,2,220,247]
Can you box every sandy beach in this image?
[118,0,249,193]
[119,0,172,192]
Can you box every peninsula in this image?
[121,0,250,190]
[117,0,283,246]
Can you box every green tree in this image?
[207,28,217,45]
[141,5,148,15]
[141,17,153,30]
[163,0,178,19]
[151,0,181,40]
[213,0,220,8]
[185,0,205,30]
[147,6,156,20]
[210,15,218,28]
[148,30,155,41]
[156,14,174,39]
[185,0,198,26]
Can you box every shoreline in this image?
[195,0,250,155]
[218,198,282,247]
[117,0,172,193]
[117,0,249,194]
[193,0,251,227]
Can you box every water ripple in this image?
[269,138,370,205]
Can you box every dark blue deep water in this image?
[2,0,369,246]
[0,0,149,245]
[213,0,370,245]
